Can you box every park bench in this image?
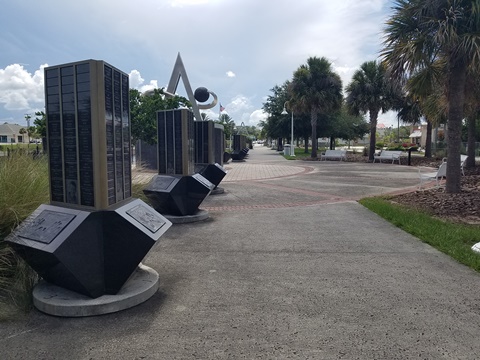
[418,162,447,190]
[461,155,468,175]
[442,155,468,175]
[321,149,347,161]
[373,150,403,164]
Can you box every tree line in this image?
[261,0,480,194]
[31,1,480,194]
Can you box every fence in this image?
[430,142,480,157]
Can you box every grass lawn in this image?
[359,196,480,272]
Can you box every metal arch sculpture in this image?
[164,53,218,121]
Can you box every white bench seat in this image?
[373,150,402,164]
[418,162,447,189]
[442,155,468,175]
[321,150,347,161]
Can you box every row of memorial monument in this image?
[5,58,246,313]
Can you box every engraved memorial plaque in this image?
[126,204,167,233]
[152,176,176,190]
[192,173,213,189]
[16,210,76,244]
[214,163,227,173]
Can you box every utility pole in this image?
[25,114,32,144]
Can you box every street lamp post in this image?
[230,125,237,151]
[281,102,295,157]
[397,117,400,143]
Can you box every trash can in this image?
[283,144,291,155]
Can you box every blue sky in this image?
[0,0,398,128]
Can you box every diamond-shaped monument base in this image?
[199,163,227,188]
[6,199,171,298]
[223,152,231,163]
[143,174,214,216]
[231,150,246,161]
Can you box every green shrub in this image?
[387,145,404,151]
[0,153,49,318]
[435,149,447,158]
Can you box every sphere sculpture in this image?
[194,87,210,103]
[193,87,218,110]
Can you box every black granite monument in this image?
[143,109,214,217]
[194,120,215,172]
[194,120,227,192]
[214,123,225,165]
[6,59,172,299]
[231,134,248,161]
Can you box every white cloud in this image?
[139,80,159,94]
[170,0,210,7]
[222,95,267,126]
[380,110,400,128]
[202,108,218,120]
[228,95,251,114]
[1,0,394,127]
[128,70,144,89]
[0,64,46,111]
[248,110,267,127]
[128,70,159,94]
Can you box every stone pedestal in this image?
[6,199,171,298]
[199,163,227,188]
[143,174,214,216]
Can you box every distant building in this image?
[408,124,445,148]
[376,123,387,137]
[0,123,27,144]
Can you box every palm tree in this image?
[395,93,422,140]
[19,128,27,145]
[34,111,47,138]
[216,113,235,140]
[382,0,480,193]
[201,112,212,121]
[397,60,447,158]
[346,60,397,161]
[463,67,480,168]
[289,57,343,158]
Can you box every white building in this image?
[0,123,28,144]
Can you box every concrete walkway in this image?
[2,146,480,359]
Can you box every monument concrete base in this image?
[33,264,159,317]
[163,209,210,224]
[210,187,225,195]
